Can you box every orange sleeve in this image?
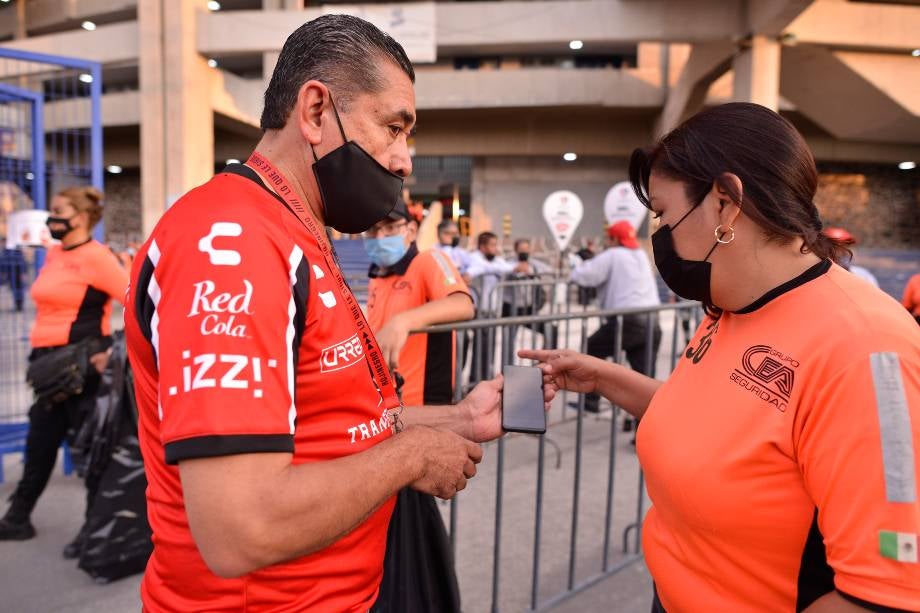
[421,249,470,302]
[90,246,130,305]
[796,353,920,609]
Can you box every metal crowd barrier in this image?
[0,250,35,424]
[412,301,702,612]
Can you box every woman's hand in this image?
[89,350,111,374]
[519,348,663,421]
[517,349,608,400]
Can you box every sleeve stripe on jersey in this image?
[285,245,308,435]
[147,240,164,420]
[870,352,917,504]
[164,434,294,465]
[431,250,457,286]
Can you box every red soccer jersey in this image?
[124,166,396,612]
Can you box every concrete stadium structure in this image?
[1,0,918,247]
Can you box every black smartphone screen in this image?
[502,365,546,434]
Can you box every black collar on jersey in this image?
[62,237,93,251]
[735,259,832,314]
[224,162,346,272]
[220,163,296,215]
[368,242,419,278]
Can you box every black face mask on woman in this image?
[311,96,404,235]
[651,204,721,305]
[46,216,74,241]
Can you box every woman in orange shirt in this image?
[0,187,128,560]
[523,104,920,612]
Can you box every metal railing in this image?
[0,252,35,423]
[412,299,702,612]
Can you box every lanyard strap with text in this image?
[246,152,401,413]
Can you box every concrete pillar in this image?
[14,0,26,38]
[732,35,781,110]
[139,0,214,237]
[263,0,305,84]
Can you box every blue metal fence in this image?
[0,48,103,461]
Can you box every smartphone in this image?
[501,365,546,434]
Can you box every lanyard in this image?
[245,152,400,413]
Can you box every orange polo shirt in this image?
[30,239,128,348]
[366,244,470,406]
[639,261,920,612]
[903,274,920,317]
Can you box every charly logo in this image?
[198,222,242,266]
[729,345,799,412]
[188,279,253,337]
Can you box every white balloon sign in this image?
[604,181,647,231]
[542,190,583,251]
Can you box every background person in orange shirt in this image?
[365,202,474,402]
[903,273,920,325]
[364,200,474,613]
[523,103,920,612]
[0,187,128,559]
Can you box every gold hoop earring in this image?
[714,224,735,244]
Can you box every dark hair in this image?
[477,232,498,248]
[628,103,849,264]
[261,14,415,130]
[437,219,457,234]
[513,238,531,251]
[58,185,104,228]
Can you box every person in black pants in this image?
[0,186,128,559]
[2,360,101,542]
[569,222,663,415]
[584,313,661,413]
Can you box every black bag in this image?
[26,337,101,406]
[73,333,130,481]
[371,488,461,613]
[77,342,153,584]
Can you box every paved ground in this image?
[0,273,662,612]
[0,406,654,613]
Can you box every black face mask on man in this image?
[651,204,725,306]
[310,96,404,235]
[46,216,75,241]
[450,236,460,248]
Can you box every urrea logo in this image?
[199,222,242,266]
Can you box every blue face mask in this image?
[364,235,408,268]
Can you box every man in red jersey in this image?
[124,15,520,612]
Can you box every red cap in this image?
[607,220,639,249]
[823,227,856,244]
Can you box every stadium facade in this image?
[1,0,918,248]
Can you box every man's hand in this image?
[404,425,482,499]
[513,262,532,275]
[457,375,553,443]
[375,314,410,370]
